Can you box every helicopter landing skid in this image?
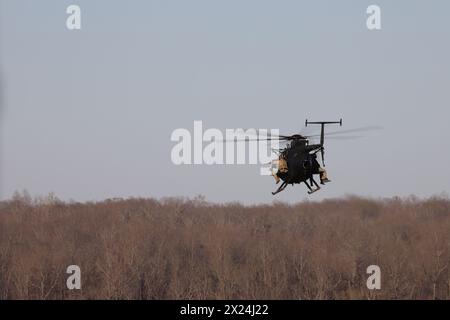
[306,178,321,195]
[307,187,321,195]
[272,181,288,195]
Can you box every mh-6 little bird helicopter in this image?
[221,119,379,195]
[269,119,342,195]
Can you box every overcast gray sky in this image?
[1,0,450,204]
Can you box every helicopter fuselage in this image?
[277,142,322,185]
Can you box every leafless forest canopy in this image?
[1,192,450,300]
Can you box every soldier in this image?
[272,153,288,184]
[311,153,330,184]
[318,167,330,185]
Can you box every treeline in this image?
[0,192,449,299]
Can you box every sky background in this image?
[1,0,449,204]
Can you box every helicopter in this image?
[268,119,343,195]
[214,118,379,195]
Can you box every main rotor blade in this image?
[215,129,298,142]
[204,127,376,143]
[310,135,363,141]
[215,137,291,143]
[306,126,382,138]
[242,129,293,140]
